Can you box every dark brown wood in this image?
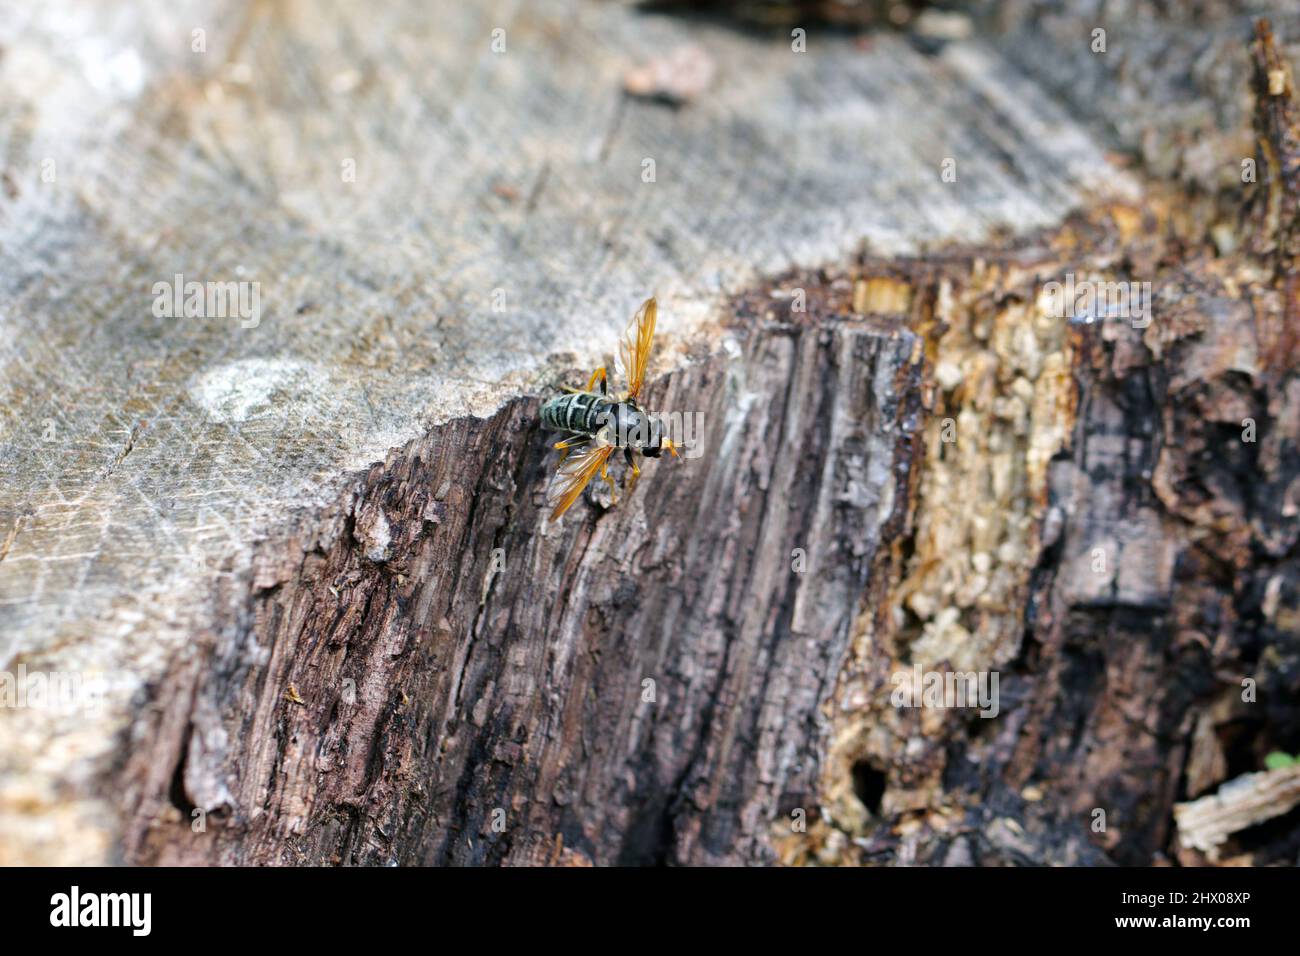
[785,14,1300,867]
[121,311,922,865]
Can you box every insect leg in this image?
[623,446,641,497]
[586,366,608,395]
[600,457,618,503]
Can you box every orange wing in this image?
[616,297,657,400]
[546,442,615,521]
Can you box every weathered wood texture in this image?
[122,313,920,865]
[6,0,1299,869]
[0,0,1129,864]
[1175,765,1300,860]
[783,11,1300,867]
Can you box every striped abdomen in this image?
[540,391,611,435]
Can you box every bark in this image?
[122,311,921,865]
[2,1,1299,868]
[793,11,1300,868]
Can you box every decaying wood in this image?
[1175,766,1300,861]
[785,12,1300,867]
[2,0,1299,868]
[122,312,921,865]
[0,0,1127,866]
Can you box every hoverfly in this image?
[540,296,679,520]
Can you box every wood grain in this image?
[0,0,1137,864]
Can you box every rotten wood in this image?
[1175,765,1300,861]
[2,1,1298,869]
[122,309,921,865]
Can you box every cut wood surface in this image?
[3,0,1298,867]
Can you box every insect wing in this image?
[546,442,614,520]
[618,296,658,399]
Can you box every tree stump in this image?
[1,1,1297,867]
